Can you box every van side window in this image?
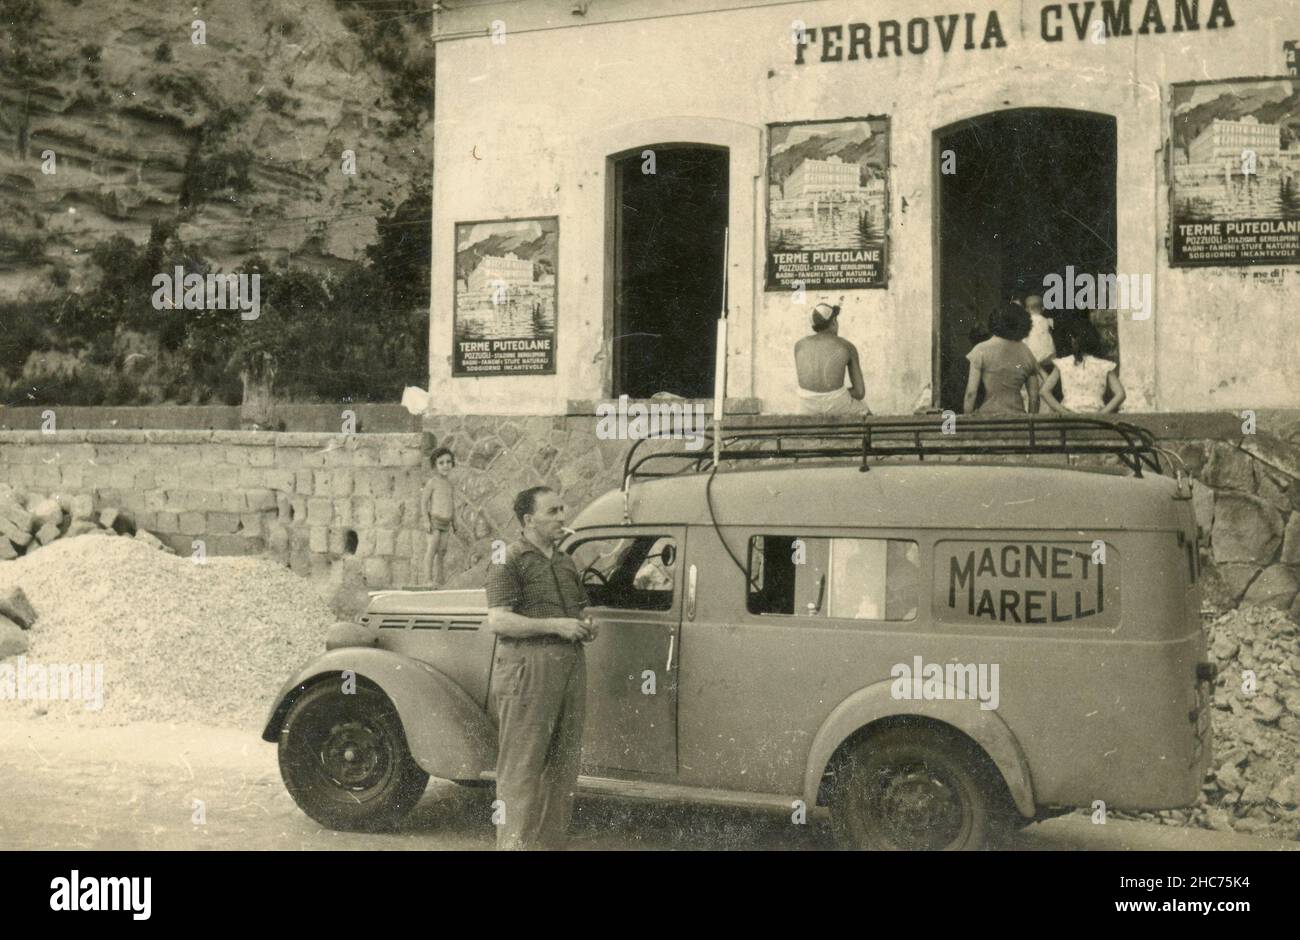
[747,536,919,621]
[569,535,675,611]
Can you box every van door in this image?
[567,528,683,777]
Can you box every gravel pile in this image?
[1111,606,1299,841]
[0,535,331,730]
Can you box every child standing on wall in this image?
[420,448,456,587]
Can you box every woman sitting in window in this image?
[1040,316,1126,414]
[963,302,1040,415]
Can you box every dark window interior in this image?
[613,146,729,399]
[937,109,1118,411]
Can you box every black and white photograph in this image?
[452,216,557,375]
[0,0,1297,919]
[766,116,890,290]
[1169,76,1300,266]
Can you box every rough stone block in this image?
[375,499,403,528]
[179,512,206,536]
[267,525,290,555]
[155,512,179,533]
[309,526,329,553]
[99,508,121,531]
[69,491,94,522]
[352,499,375,527]
[334,499,354,527]
[0,586,37,628]
[0,616,29,657]
[65,520,104,538]
[134,529,167,551]
[211,464,240,489]
[262,470,295,493]
[248,448,276,467]
[29,497,63,529]
[307,498,333,526]
[1212,493,1283,565]
[206,513,241,535]
[374,529,396,557]
[35,522,61,545]
[1202,444,1256,492]
[0,498,35,532]
[1242,565,1300,611]
[1282,514,1300,565]
[363,557,390,586]
[245,488,277,512]
[328,527,347,554]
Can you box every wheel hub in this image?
[874,763,965,849]
[319,721,390,790]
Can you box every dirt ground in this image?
[0,719,1292,852]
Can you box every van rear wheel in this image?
[278,681,429,832]
[829,727,998,850]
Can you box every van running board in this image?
[476,770,828,817]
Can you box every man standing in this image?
[484,486,596,850]
[793,302,870,416]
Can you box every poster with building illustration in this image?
[1169,78,1300,266]
[453,217,558,376]
[766,117,890,290]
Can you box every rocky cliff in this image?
[0,0,434,300]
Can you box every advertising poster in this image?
[1169,77,1300,266]
[453,217,558,376]
[766,117,890,290]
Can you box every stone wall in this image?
[0,430,430,586]
[1,414,1299,616]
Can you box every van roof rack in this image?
[622,415,1165,485]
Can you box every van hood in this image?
[365,587,488,616]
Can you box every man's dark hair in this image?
[513,485,555,526]
[990,302,1032,341]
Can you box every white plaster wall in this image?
[431,0,1299,415]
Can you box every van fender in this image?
[262,647,497,781]
[803,679,1036,817]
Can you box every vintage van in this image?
[263,417,1214,849]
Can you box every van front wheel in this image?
[278,681,429,832]
[829,728,997,850]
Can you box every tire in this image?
[828,726,1004,850]
[278,680,429,832]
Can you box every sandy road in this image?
[0,719,1292,852]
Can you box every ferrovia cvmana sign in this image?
[793,1,1236,65]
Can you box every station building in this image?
[428,0,1299,417]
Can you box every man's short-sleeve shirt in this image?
[485,539,589,618]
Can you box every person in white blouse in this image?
[1040,316,1126,414]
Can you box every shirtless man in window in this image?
[793,303,870,416]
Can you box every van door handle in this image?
[686,564,697,621]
